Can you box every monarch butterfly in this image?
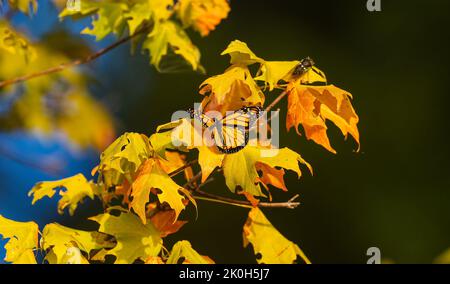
[188,106,262,154]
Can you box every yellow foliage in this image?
[28,173,96,215]
[0,21,36,62]
[223,146,311,198]
[59,0,228,71]
[200,65,264,114]
[243,208,310,264]
[221,40,264,65]
[131,158,189,224]
[0,38,362,264]
[41,223,112,264]
[167,240,214,264]
[90,212,162,264]
[0,22,115,150]
[0,215,38,264]
[97,132,151,188]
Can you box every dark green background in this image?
[97,0,450,263]
[13,0,450,264]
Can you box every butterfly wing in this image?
[213,123,248,154]
[190,111,216,128]
[213,106,262,153]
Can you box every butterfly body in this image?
[188,106,262,154]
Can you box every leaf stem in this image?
[0,25,152,89]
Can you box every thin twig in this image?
[0,25,152,89]
[179,164,301,209]
[168,159,198,177]
[0,145,64,176]
[193,189,301,209]
[265,90,288,112]
[183,171,202,189]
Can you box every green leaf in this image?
[81,2,129,40]
[142,21,201,71]
[126,0,174,34]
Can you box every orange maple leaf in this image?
[178,0,231,37]
[150,210,187,237]
[286,82,360,153]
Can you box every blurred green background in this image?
[2,0,450,263]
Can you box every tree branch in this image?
[0,25,151,89]
[0,144,64,176]
[169,159,198,177]
[265,90,288,112]
[180,167,301,209]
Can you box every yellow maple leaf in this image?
[131,158,189,224]
[200,65,264,114]
[167,240,214,264]
[176,0,230,36]
[221,40,264,65]
[99,132,151,174]
[28,173,96,215]
[286,82,360,153]
[223,146,311,198]
[197,144,225,182]
[243,208,310,264]
[90,212,162,264]
[97,132,151,188]
[169,118,225,182]
[255,60,300,91]
[41,223,112,264]
[0,20,36,63]
[0,215,38,264]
